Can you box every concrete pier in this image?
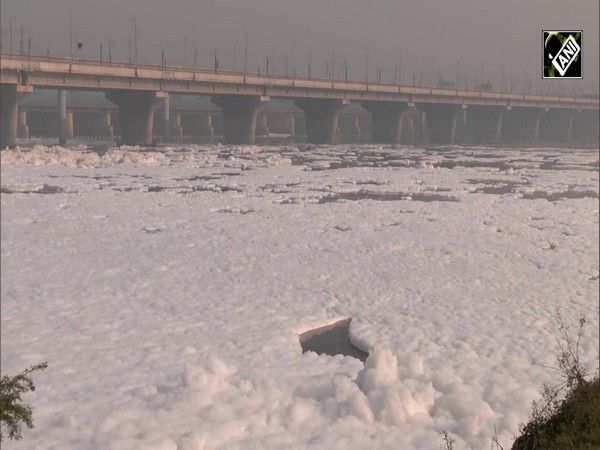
[211,95,269,144]
[256,114,270,137]
[201,114,215,141]
[1,84,32,149]
[295,98,348,144]
[162,94,170,143]
[571,110,599,142]
[18,111,29,139]
[362,101,407,144]
[106,90,164,146]
[465,106,506,143]
[102,112,114,139]
[171,114,184,142]
[287,114,296,137]
[58,89,68,145]
[419,104,463,144]
[539,109,578,142]
[66,112,74,139]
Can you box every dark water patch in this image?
[176,175,222,182]
[142,227,162,234]
[113,187,137,192]
[300,319,368,362]
[434,160,512,170]
[466,179,530,195]
[188,185,243,193]
[318,190,459,203]
[521,190,598,201]
[147,186,167,192]
[216,207,255,214]
[1,184,64,195]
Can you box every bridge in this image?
[1,53,598,148]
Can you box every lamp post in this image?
[192,26,197,67]
[365,47,369,83]
[69,11,73,59]
[132,18,138,67]
[244,33,248,81]
[9,16,15,55]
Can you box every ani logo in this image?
[542,31,582,79]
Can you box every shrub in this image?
[512,310,600,449]
[0,362,48,442]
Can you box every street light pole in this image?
[365,47,369,83]
[192,26,197,67]
[9,17,13,55]
[133,19,138,66]
[244,33,248,80]
[69,11,73,59]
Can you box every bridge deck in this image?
[1,54,598,110]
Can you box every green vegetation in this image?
[512,311,599,450]
[0,362,48,442]
[442,310,599,450]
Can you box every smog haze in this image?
[2,0,599,94]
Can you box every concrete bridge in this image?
[1,53,598,148]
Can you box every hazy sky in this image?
[2,0,598,94]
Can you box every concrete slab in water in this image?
[299,319,368,362]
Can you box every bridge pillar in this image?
[256,114,270,137]
[353,115,362,140]
[419,104,463,144]
[106,90,164,146]
[565,112,574,141]
[539,109,581,142]
[362,101,408,144]
[162,94,170,143]
[572,110,599,143]
[18,111,29,139]
[66,112,74,139]
[171,114,183,142]
[211,95,269,144]
[295,98,348,144]
[101,112,114,140]
[464,105,505,144]
[200,113,215,141]
[58,89,68,145]
[288,114,296,137]
[493,108,505,143]
[1,84,32,149]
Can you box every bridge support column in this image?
[101,112,114,140]
[539,109,582,142]
[257,114,270,137]
[162,94,170,143]
[211,95,269,144]
[167,114,183,142]
[572,110,599,143]
[493,108,505,143]
[1,84,31,149]
[565,112,573,141]
[287,114,296,137]
[58,89,68,145]
[362,101,408,144]
[419,104,463,144]
[463,105,505,144]
[353,115,362,140]
[106,90,164,146]
[202,114,215,141]
[295,98,348,144]
[18,111,29,139]
[532,112,541,142]
[66,112,74,139]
